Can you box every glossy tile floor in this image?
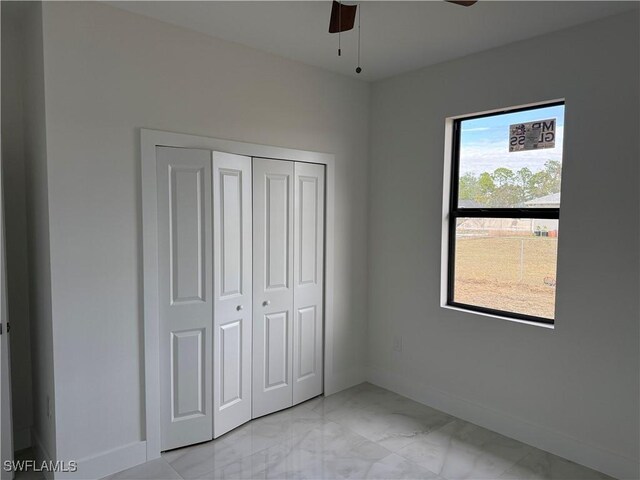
[13,383,612,480]
[99,383,612,480]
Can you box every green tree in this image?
[477,172,495,205]
[456,160,561,207]
[488,168,520,206]
[528,160,561,199]
[492,167,515,188]
[459,173,480,201]
[516,167,533,203]
[543,160,562,193]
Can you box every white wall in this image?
[16,1,58,465]
[1,2,35,452]
[368,13,639,480]
[2,1,57,463]
[36,1,369,469]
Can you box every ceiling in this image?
[108,1,639,81]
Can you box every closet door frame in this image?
[141,129,335,462]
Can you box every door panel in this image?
[297,306,317,380]
[293,162,325,404]
[158,147,213,451]
[265,311,289,389]
[170,166,206,304]
[213,152,252,438]
[220,320,241,406]
[265,175,289,289]
[252,158,294,418]
[171,329,205,419]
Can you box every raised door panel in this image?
[213,152,252,438]
[171,329,205,419]
[252,158,294,418]
[219,320,242,407]
[170,166,206,304]
[293,162,325,405]
[157,147,213,451]
[296,306,317,380]
[265,175,289,290]
[298,176,319,286]
[264,311,289,389]
[220,171,242,297]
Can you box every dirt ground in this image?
[453,236,558,319]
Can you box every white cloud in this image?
[461,127,491,133]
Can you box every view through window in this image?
[448,102,564,323]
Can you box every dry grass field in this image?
[453,236,558,319]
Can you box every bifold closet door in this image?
[157,150,323,447]
[252,158,325,418]
[212,152,253,438]
[157,147,213,451]
[292,162,324,404]
[252,158,294,418]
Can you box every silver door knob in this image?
[263,300,270,307]
[236,305,243,311]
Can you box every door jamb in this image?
[141,128,335,460]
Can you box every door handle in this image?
[263,300,271,307]
[236,305,243,311]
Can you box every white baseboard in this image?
[54,441,147,480]
[367,366,639,480]
[13,427,32,452]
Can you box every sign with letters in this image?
[509,118,556,152]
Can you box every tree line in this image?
[459,160,561,207]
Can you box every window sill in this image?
[441,304,555,330]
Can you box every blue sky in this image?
[459,104,565,176]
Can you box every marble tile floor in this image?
[21,383,615,480]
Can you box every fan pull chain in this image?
[338,1,342,56]
[356,3,361,73]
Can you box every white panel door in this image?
[212,152,252,438]
[157,147,213,451]
[293,162,325,405]
[252,158,294,418]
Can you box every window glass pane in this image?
[453,218,558,320]
[458,104,564,209]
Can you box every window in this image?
[447,102,564,325]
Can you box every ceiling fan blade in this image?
[446,0,478,6]
[329,1,357,33]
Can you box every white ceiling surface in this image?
[109,1,639,81]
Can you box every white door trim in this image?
[141,128,335,461]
